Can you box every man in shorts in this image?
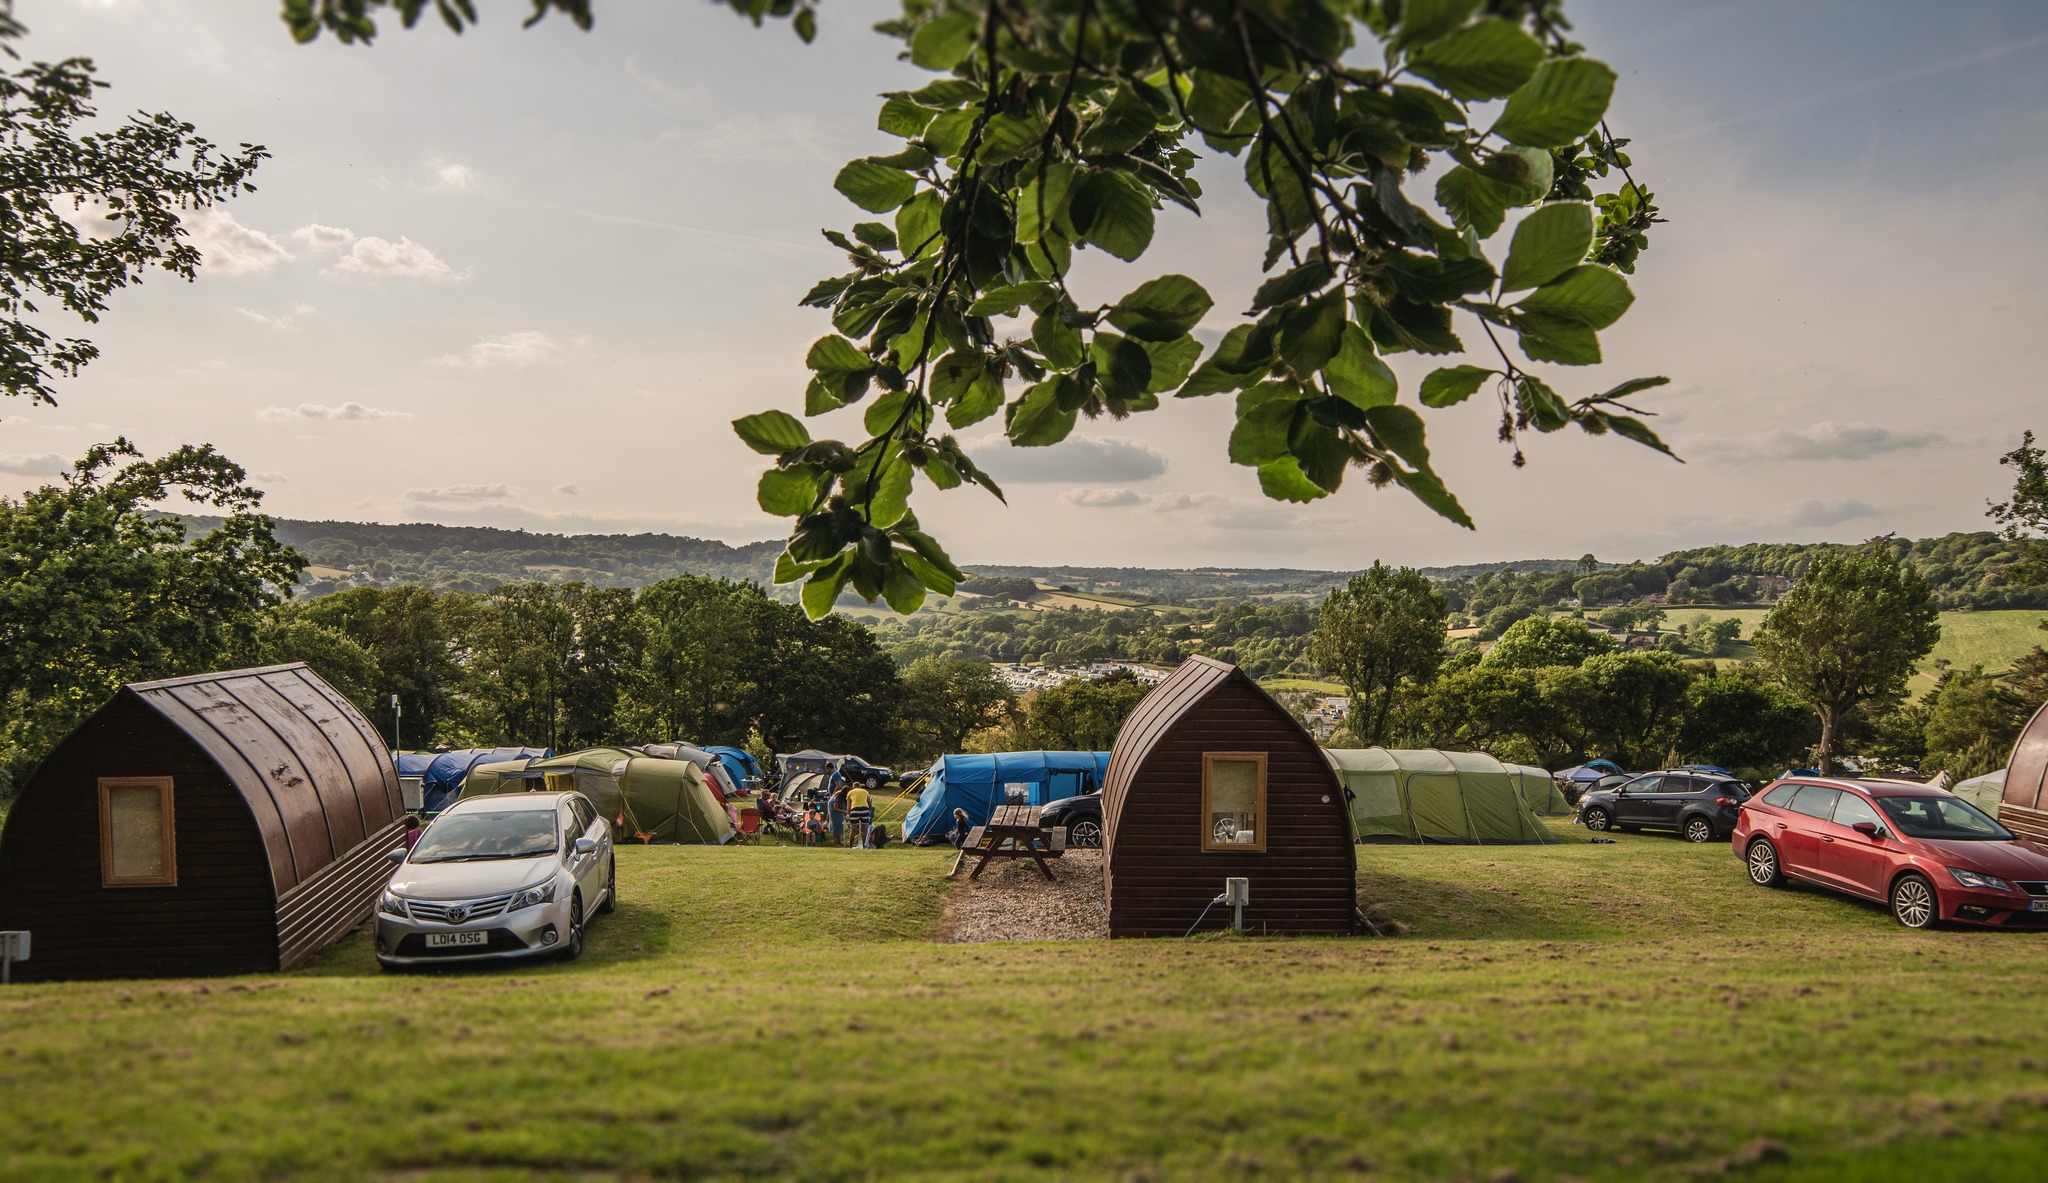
[845,782,875,849]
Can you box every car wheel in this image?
[561,891,586,961]
[1891,873,1939,930]
[1746,838,1784,887]
[1582,807,1611,832]
[1683,816,1715,844]
[597,857,616,915]
[866,774,883,790]
[1068,817,1103,848]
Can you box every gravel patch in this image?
[943,848,1108,942]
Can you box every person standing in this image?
[845,781,874,849]
[827,774,848,846]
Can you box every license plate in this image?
[425,931,488,948]
[2030,900,2048,914]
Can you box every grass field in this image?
[1670,608,2046,695]
[1258,676,1347,694]
[4,832,2047,1180]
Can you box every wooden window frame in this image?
[1201,752,1268,854]
[98,776,178,888]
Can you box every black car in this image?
[840,758,895,790]
[1039,790,1103,847]
[1576,771,1751,842]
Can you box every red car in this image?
[1732,777,2048,929]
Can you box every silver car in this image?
[375,791,614,970]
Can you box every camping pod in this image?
[0,664,404,980]
[1101,657,1354,937]
[1327,749,1559,844]
[1999,701,2048,841]
[462,748,734,844]
[902,751,1112,842]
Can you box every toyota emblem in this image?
[446,905,467,923]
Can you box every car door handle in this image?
[1774,822,1788,829]
[1821,835,1836,843]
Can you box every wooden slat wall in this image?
[1104,660,1354,938]
[0,705,278,981]
[275,820,406,969]
[2002,700,2048,819]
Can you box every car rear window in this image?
[1785,785,1841,819]
[1761,784,1802,808]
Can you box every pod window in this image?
[1202,753,1267,853]
[99,777,177,887]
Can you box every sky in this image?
[3,0,2046,570]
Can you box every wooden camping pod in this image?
[1999,700,2048,842]
[0,664,405,980]
[1101,656,1354,937]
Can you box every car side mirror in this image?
[387,848,406,864]
[574,836,598,854]
[1852,821,1881,839]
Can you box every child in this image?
[947,806,972,849]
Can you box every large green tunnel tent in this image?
[462,748,735,844]
[1326,749,1559,844]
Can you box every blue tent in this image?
[1556,759,1627,786]
[696,745,764,790]
[902,751,1111,841]
[421,747,552,813]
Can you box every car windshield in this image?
[1873,795,2015,841]
[410,810,558,862]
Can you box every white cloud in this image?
[257,401,412,422]
[965,438,1169,484]
[325,236,465,282]
[433,161,478,190]
[182,209,294,276]
[404,483,519,503]
[292,224,357,250]
[1777,498,1879,529]
[432,330,575,369]
[1690,420,1949,463]
[0,452,66,476]
[1063,488,1145,508]
[251,470,290,484]
[235,303,317,332]
[555,483,581,496]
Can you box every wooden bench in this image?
[949,804,1065,880]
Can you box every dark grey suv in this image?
[1577,771,1751,843]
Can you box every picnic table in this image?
[951,804,1065,881]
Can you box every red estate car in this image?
[1733,778,2048,930]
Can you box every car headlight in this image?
[509,881,557,910]
[378,890,408,918]
[1948,867,2014,892]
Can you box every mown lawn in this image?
[3,833,2046,1181]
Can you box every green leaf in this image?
[1005,379,1079,446]
[1493,58,1618,149]
[1514,313,1602,365]
[1515,376,1573,430]
[1032,309,1084,370]
[1406,18,1545,100]
[1178,324,1275,397]
[1230,386,1299,466]
[757,466,819,516]
[909,13,977,71]
[1592,375,1671,403]
[1107,274,1214,342]
[905,78,981,108]
[866,455,913,528]
[1082,86,1158,155]
[732,410,811,455]
[1136,335,1203,392]
[1252,259,1334,310]
[1516,264,1634,328]
[773,549,825,585]
[882,557,927,614]
[1434,146,1551,237]
[1290,419,1349,492]
[806,335,870,374]
[1069,170,1155,262]
[1362,404,1434,472]
[946,370,1005,428]
[897,549,956,598]
[1091,333,1153,400]
[1418,365,1493,408]
[980,113,1047,165]
[923,108,978,156]
[878,96,935,139]
[1501,202,1594,291]
[850,221,898,252]
[864,389,929,437]
[1279,291,1347,375]
[1016,163,1074,244]
[1184,70,1256,140]
[1326,326,1397,410]
[801,556,852,619]
[805,374,847,416]
[793,7,816,43]
[1391,465,1474,528]
[1394,0,1482,50]
[895,190,943,258]
[1257,456,1329,502]
[832,161,917,213]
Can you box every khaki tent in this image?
[1326,748,1558,844]
[463,748,734,844]
[1950,768,2006,818]
[1515,765,1573,815]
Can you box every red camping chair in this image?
[738,806,762,844]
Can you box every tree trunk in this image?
[1816,707,1837,775]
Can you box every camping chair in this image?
[737,806,762,845]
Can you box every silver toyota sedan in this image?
[375,790,614,971]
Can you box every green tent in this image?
[1950,768,2005,818]
[463,748,735,844]
[1510,764,1574,816]
[1326,748,1558,845]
